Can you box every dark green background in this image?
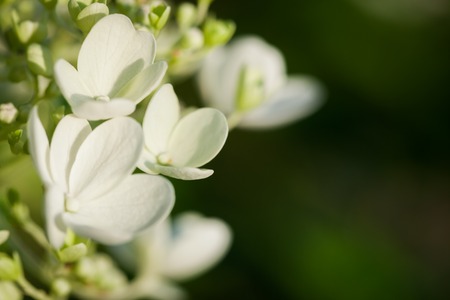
[173,0,450,299]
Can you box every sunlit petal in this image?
[49,115,91,191]
[168,108,228,168]
[69,117,143,201]
[77,14,155,96]
[63,174,175,245]
[239,76,324,129]
[143,84,180,155]
[27,105,51,184]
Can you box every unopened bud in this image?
[39,0,58,10]
[203,18,235,47]
[8,129,26,155]
[76,3,109,34]
[179,28,204,50]
[149,2,171,32]
[58,243,87,263]
[177,3,197,30]
[27,43,53,77]
[51,278,71,297]
[0,231,9,245]
[0,103,18,124]
[0,281,22,300]
[11,10,47,45]
[0,254,21,281]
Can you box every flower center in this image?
[157,152,172,165]
[95,95,110,102]
[65,197,80,213]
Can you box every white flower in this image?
[198,36,324,129]
[138,84,228,180]
[54,14,167,121]
[132,212,231,299]
[27,105,175,248]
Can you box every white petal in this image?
[162,212,232,281]
[63,174,175,245]
[143,84,180,156]
[197,47,233,113]
[54,59,93,103]
[168,108,228,168]
[45,185,66,249]
[69,117,143,201]
[27,105,51,184]
[239,76,324,129]
[149,161,214,180]
[138,149,158,174]
[77,14,156,96]
[225,36,286,96]
[113,61,168,103]
[49,115,91,192]
[70,96,136,120]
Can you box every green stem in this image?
[22,219,52,252]
[16,276,53,300]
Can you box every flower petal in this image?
[239,76,324,129]
[145,161,214,180]
[168,108,228,168]
[27,105,51,184]
[142,84,180,156]
[162,212,232,281]
[45,185,66,249]
[197,47,233,113]
[113,61,168,103]
[63,174,175,245]
[77,14,156,96]
[69,117,143,201]
[54,59,93,103]
[69,96,136,120]
[49,115,91,192]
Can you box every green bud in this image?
[76,255,127,290]
[27,43,53,77]
[8,129,26,155]
[149,2,171,32]
[11,10,47,45]
[68,0,82,21]
[203,18,235,47]
[58,243,87,263]
[39,0,58,10]
[179,28,204,50]
[7,189,20,205]
[0,254,21,281]
[76,3,109,34]
[8,65,28,83]
[0,281,22,300]
[51,278,71,297]
[10,202,29,224]
[177,3,197,30]
[0,231,9,245]
[0,103,19,124]
[236,66,265,111]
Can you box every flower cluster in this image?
[0,0,323,299]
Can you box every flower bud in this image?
[148,2,171,32]
[11,10,47,45]
[0,103,18,124]
[179,27,204,50]
[177,3,197,30]
[75,3,109,34]
[39,0,58,10]
[51,278,71,297]
[0,231,9,245]
[27,43,53,77]
[58,243,87,263]
[8,129,26,155]
[0,254,21,281]
[0,281,22,300]
[203,18,235,47]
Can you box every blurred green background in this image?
[173,0,450,299]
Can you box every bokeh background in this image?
[173,0,450,299]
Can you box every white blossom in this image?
[138,84,228,180]
[132,212,231,299]
[54,14,167,121]
[198,36,324,129]
[27,105,175,248]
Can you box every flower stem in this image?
[16,276,52,300]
